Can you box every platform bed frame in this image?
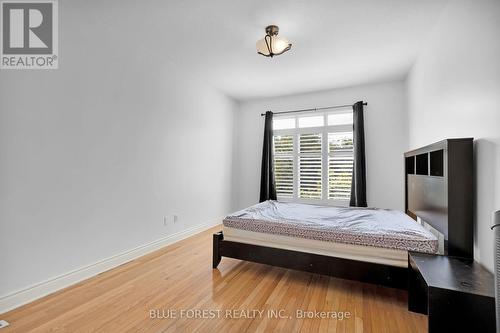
[212,232,408,289]
[212,138,473,290]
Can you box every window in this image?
[298,116,323,128]
[273,135,294,198]
[272,110,354,205]
[328,132,353,200]
[299,133,322,199]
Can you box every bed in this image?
[213,201,438,289]
[223,200,437,265]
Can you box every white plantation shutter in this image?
[273,135,294,198]
[272,110,353,205]
[299,133,322,199]
[328,155,353,200]
[328,133,354,200]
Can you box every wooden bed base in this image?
[213,231,407,289]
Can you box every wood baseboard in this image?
[0,218,222,314]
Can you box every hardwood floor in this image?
[1,226,427,333]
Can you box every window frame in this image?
[272,109,353,206]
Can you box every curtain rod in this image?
[260,102,367,116]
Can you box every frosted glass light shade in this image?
[256,33,292,57]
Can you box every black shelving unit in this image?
[404,138,473,258]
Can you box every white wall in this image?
[233,81,408,211]
[406,0,500,271]
[0,1,235,299]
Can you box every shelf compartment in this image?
[416,153,428,175]
[406,156,415,174]
[430,150,444,176]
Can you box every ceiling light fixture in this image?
[256,25,292,57]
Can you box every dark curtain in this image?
[259,111,277,202]
[350,101,367,207]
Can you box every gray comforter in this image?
[223,200,438,253]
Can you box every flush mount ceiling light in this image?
[256,25,292,57]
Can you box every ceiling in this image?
[153,0,448,100]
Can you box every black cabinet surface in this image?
[408,252,495,333]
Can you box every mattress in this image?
[223,226,409,267]
[223,200,438,254]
